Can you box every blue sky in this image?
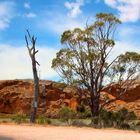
[0,0,140,80]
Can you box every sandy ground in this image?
[0,124,140,140]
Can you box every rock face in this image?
[0,80,78,117]
[103,80,140,116]
[0,79,140,117]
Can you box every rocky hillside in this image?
[0,80,140,117]
[0,80,78,117]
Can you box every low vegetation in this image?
[0,106,140,131]
[36,116,51,124]
[12,114,28,124]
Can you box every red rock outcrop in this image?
[0,80,78,117]
[0,79,140,117]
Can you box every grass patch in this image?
[12,114,29,124]
[36,116,51,124]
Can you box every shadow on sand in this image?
[0,136,14,140]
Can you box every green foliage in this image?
[59,106,76,122]
[77,104,92,118]
[96,13,121,23]
[61,30,72,44]
[52,12,121,87]
[52,12,140,119]
[120,123,130,130]
[117,108,137,121]
[108,51,140,83]
[91,108,137,129]
[12,114,28,124]
[71,120,87,127]
[83,109,92,118]
[77,102,85,113]
[119,52,140,63]
[36,116,51,124]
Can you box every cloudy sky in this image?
[0,0,140,80]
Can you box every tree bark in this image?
[90,90,100,118]
[30,60,39,122]
[25,30,40,123]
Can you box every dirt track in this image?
[0,124,140,140]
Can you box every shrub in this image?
[59,106,76,122]
[12,114,28,124]
[83,109,92,118]
[77,102,85,113]
[71,120,86,127]
[36,116,51,124]
[97,109,114,127]
[114,108,137,126]
[77,109,92,119]
[120,123,130,130]
[91,108,137,128]
[126,111,137,120]
[92,117,99,125]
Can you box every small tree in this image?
[52,13,140,118]
[25,30,40,123]
[101,52,140,108]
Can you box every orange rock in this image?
[69,98,78,110]
[0,79,140,117]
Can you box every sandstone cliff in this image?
[0,79,140,117]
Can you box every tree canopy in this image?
[52,13,140,117]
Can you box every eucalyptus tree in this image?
[102,52,140,107]
[25,30,40,123]
[52,13,140,117]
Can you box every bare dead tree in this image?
[25,30,40,123]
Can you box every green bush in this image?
[71,120,86,127]
[94,109,114,127]
[36,116,51,124]
[114,108,136,126]
[92,117,99,125]
[91,108,137,128]
[12,114,28,124]
[120,123,130,130]
[59,106,76,122]
[82,109,92,118]
[77,102,85,113]
[76,102,92,119]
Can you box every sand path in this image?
[0,124,140,140]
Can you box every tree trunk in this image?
[93,96,100,117]
[90,91,100,118]
[25,30,40,123]
[30,61,39,123]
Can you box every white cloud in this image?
[64,0,85,18]
[0,1,15,30]
[38,0,92,34]
[25,12,37,18]
[104,0,140,22]
[24,2,30,9]
[104,0,117,7]
[110,41,140,60]
[0,44,58,80]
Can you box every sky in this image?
[0,0,140,80]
